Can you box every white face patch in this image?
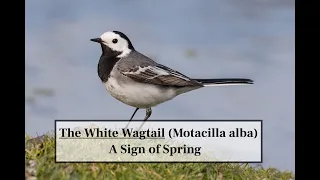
[100,31,132,58]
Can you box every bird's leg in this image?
[137,108,152,131]
[124,108,139,129]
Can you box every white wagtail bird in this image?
[91,31,253,130]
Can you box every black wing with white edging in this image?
[121,64,202,87]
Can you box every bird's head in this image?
[91,31,134,58]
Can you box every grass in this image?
[25,134,294,180]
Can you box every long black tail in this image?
[193,78,254,86]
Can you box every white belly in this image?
[104,76,177,108]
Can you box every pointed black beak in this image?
[90,38,102,43]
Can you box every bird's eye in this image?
[112,39,118,44]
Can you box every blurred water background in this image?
[25,0,294,172]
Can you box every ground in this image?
[25,135,294,180]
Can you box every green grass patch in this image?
[25,134,294,180]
